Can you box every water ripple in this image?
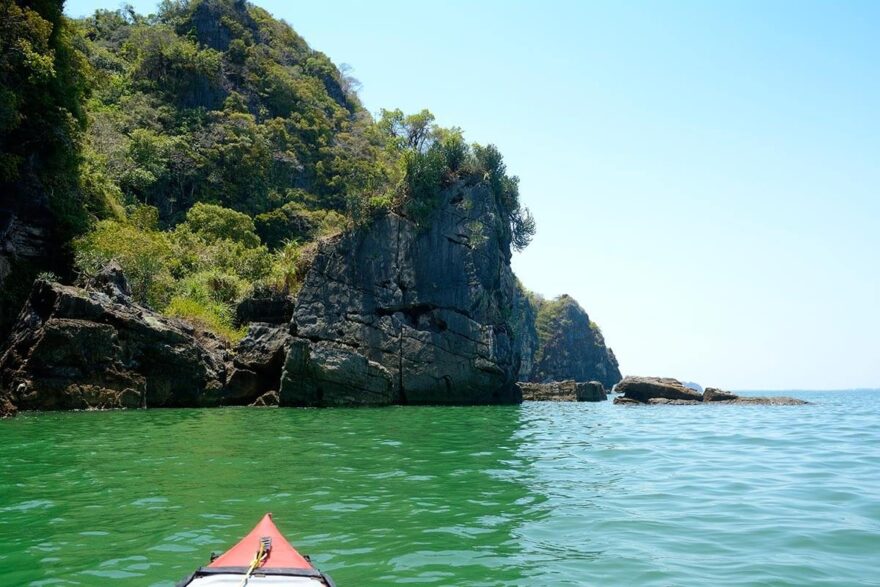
[0,391,878,585]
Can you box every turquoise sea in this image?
[1,390,879,586]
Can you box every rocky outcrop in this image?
[250,390,280,407]
[613,376,808,406]
[224,323,291,404]
[0,266,231,411]
[518,380,607,402]
[1,202,64,342]
[511,283,539,382]
[703,387,737,401]
[529,294,621,389]
[280,181,522,406]
[0,390,15,418]
[577,381,608,402]
[614,376,703,402]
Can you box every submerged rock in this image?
[0,273,230,411]
[518,380,607,402]
[613,376,808,406]
[280,181,522,406]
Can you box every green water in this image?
[2,392,879,586]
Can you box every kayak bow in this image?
[177,514,335,586]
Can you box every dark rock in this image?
[511,284,539,382]
[88,261,132,302]
[281,339,395,406]
[224,323,291,405]
[613,396,641,405]
[1,198,66,341]
[703,387,738,401]
[577,381,607,402]
[1,391,16,417]
[235,291,294,326]
[250,390,279,407]
[280,182,522,406]
[615,376,703,403]
[0,278,231,411]
[528,294,621,389]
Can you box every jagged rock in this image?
[703,387,738,401]
[613,396,641,405]
[529,294,621,389]
[615,376,703,403]
[1,391,16,417]
[280,339,394,406]
[224,323,291,404]
[250,390,279,407]
[577,381,607,402]
[1,202,64,341]
[0,277,230,411]
[518,380,607,402]
[90,261,131,297]
[511,284,539,382]
[280,182,522,406]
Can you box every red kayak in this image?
[177,514,335,586]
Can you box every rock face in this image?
[0,267,231,411]
[518,380,607,402]
[529,294,621,389]
[224,323,291,405]
[613,376,808,406]
[577,381,608,402]
[1,201,62,342]
[511,284,539,382]
[235,290,294,326]
[280,182,522,406]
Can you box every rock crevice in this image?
[280,182,522,406]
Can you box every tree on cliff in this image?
[3,0,536,344]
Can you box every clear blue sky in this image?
[65,0,880,390]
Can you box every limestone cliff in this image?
[511,282,539,382]
[280,180,522,406]
[527,294,622,389]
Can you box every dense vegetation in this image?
[1,0,534,342]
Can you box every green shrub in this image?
[181,202,261,248]
[164,295,246,343]
[73,217,174,307]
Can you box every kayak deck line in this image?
[177,514,335,587]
